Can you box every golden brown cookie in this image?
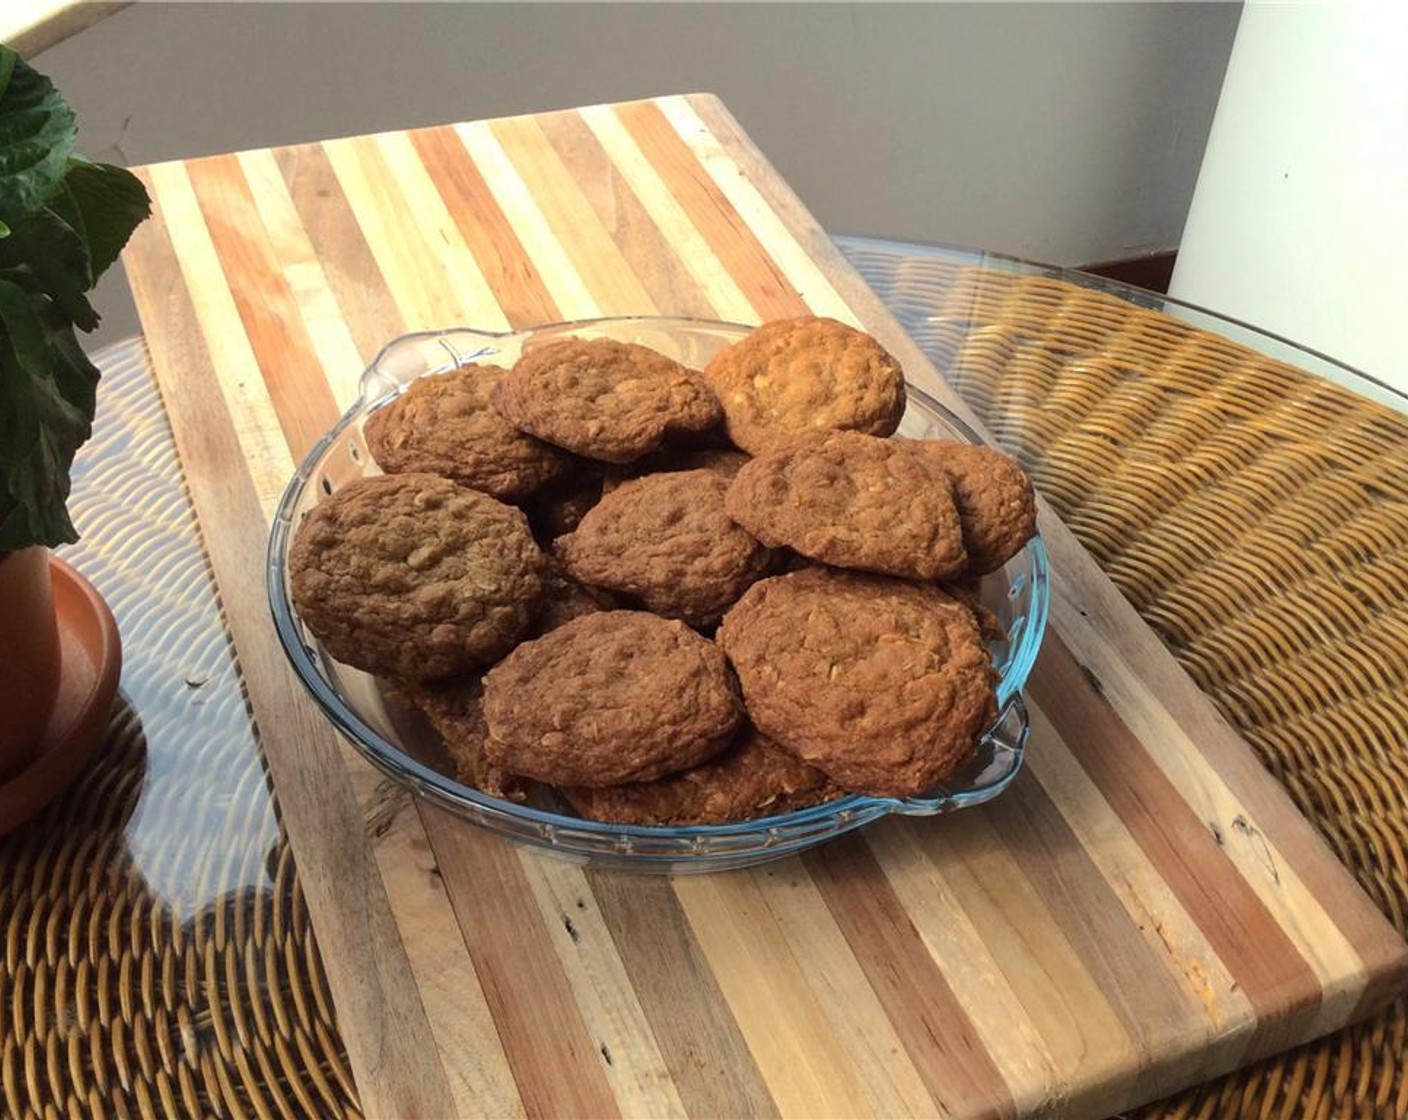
[556,469,777,626]
[383,675,524,800]
[717,567,995,797]
[524,466,606,545]
[289,473,545,681]
[903,440,1037,574]
[724,430,967,580]
[482,611,742,787]
[533,557,618,635]
[703,317,906,454]
[563,725,839,825]
[363,364,569,501]
[601,446,751,494]
[493,338,722,464]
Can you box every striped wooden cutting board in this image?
[119,93,1408,1118]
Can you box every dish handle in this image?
[358,327,514,403]
[892,694,1030,817]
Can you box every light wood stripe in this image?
[612,99,809,323]
[454,120,603,322]
[672,873,874,1118]
[273,143,407,364]
[370,792,523,1119]
[1047,587,1368,1031]
[750,865,937,1118]
[560,106,752,322]
[488,115,659,319]
[807,836,1016,1118]
[323,134,480,333]
[864,820,1062,1112]
[122,195,460,1120]
[657,95,858,325]
[1032,633,1324,1025]
[183,156,337,463]
[515,853,687,1118]
[371,130,511,332]
[1019,704,1259,1094]
[141,162,295,519]
[235,149,365,413]
[587,873,779,1118]
[982,769,1234,1102]
[407,126,561,330]
[420,812,621,1119]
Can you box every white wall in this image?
[34,1,1240,348]
[1169,1,1408,393]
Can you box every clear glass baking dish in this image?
[267,317,1049,872]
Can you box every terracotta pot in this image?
[0,546,63,776]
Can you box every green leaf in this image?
[0,278,87,548]
[0,205,96,330]
[0,52,77,227]
[51,159,151,282]
[0,50,15,103]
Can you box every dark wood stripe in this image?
[273,142,407,365]
[184,154,341,463]
[123,178,459,1118]
[535,112,719,321]
[805,835,1016,1118]
[1032,633,1323,1030]
[614,100,808,322]
[408,126,562,330]
[419,806,620,1120]
[587,871,779,1120]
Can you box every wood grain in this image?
[118,92,1408,1119]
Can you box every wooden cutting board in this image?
[119,93,1408,1119]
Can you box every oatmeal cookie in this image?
[524,467,606,545]
[703,317,905,454]
[557,469,777,626]
[533,557,617,635]
[717,567,995,797]
[904,440,1037,574]
[493,338,722,464]
[383,675,523,800]
[725,430,967,580]
[602,447,751,494]
[289,473,545,681]
[563,725,839,825]
[482,611,742,786]
[363,364,568,501]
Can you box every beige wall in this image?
[35,1,1240,346]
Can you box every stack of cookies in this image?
[289,316,1037,825]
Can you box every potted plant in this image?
[0,45,150,776]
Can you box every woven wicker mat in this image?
[4,250,1407,1117]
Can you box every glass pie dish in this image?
[268,317,1050,872]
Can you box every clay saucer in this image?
[0,555,122,837]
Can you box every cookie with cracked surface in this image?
[703,316,905,454]
[903,440,1037,575]
[363,364,569,501]
[382,675,524,801]
[601,446,751,494]
[533,557,618,635]
[289,473,545,681]
[563,725,839,825]
[482,611,743,787]
[493,338,722,464]
[717,567,995,797]
[524,466,606,545]
[724,429,967,580]
[556,469,777,626]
